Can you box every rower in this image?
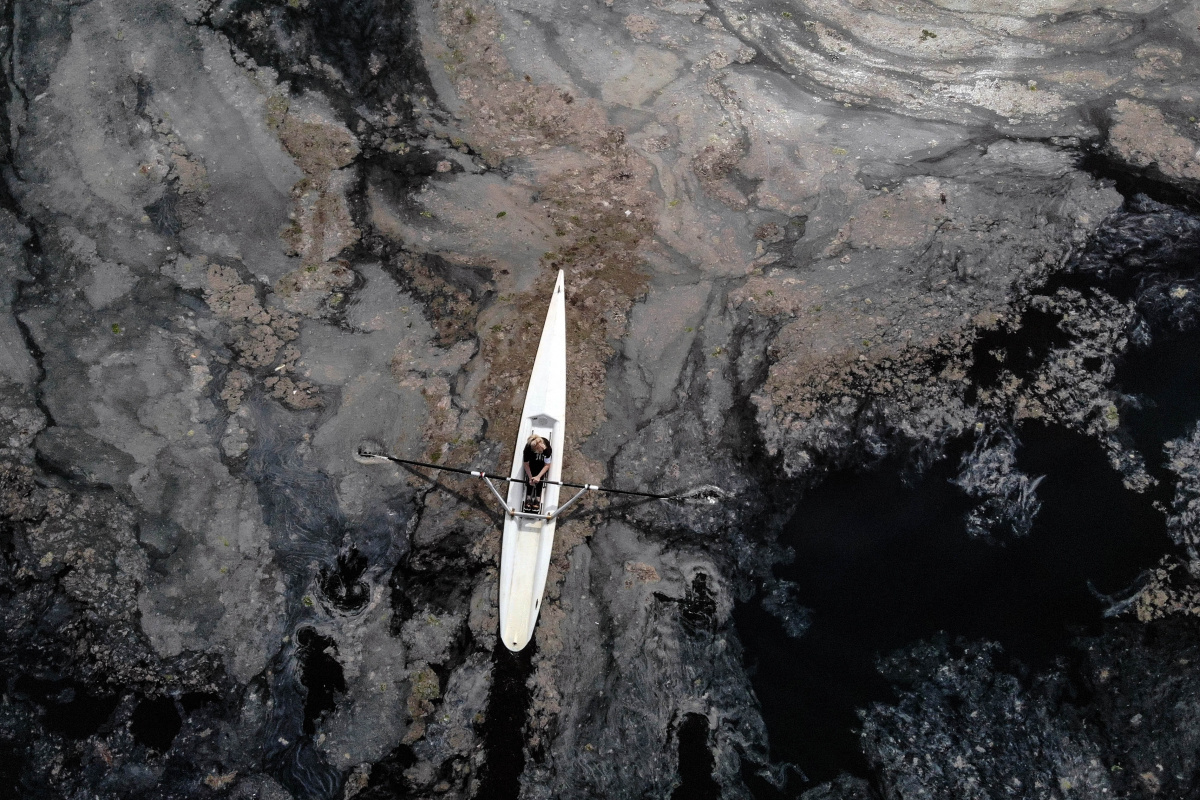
[522,434,553,513]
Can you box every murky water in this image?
[737,423,1176,788]
[130,696,182,752]
[1117,327,1200,481]
[673,712,721,800]
[737,197,1200,793]
[477,643,534,799]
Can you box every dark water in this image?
[736,422,1177,789]
[736,196,1200,793]
[320,548,371,613]
[297,628,347,735]
[1117,326,1200,476]
[11,676,120,739]
[672,712,720,800]
[130,695,182,752]
[1089,195,1200,485]
[477,642,534,799]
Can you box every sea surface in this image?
[735,196,1200,791]
[736,423,1177,786]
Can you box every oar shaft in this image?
[361,449,675,500]
[560,482,674,499]
[362,451,507,481]
[535,478,673,499]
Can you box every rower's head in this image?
[527,434,546,453]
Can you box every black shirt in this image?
[522,442,553,477]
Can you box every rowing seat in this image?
[523,425,555,512]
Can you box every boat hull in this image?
[498,270,566,651]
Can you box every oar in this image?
[356,447,681,500]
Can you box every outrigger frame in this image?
[357,448,678,522]
[478,474,594,522]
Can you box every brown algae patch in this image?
[275,258,356,319]
[267,94,363,316]
[426,0,661,471]
[432,0,611,164]
[840,178,948,251]
[1108,99,1200,182]
[1132,557,1200,622]
[385,250,479,348]
[204,263,321,410]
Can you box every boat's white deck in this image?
[498,271,567,651]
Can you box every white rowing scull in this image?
[359,269,690,651]
[496,269,566,651]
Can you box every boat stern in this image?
[500,609,536,652]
